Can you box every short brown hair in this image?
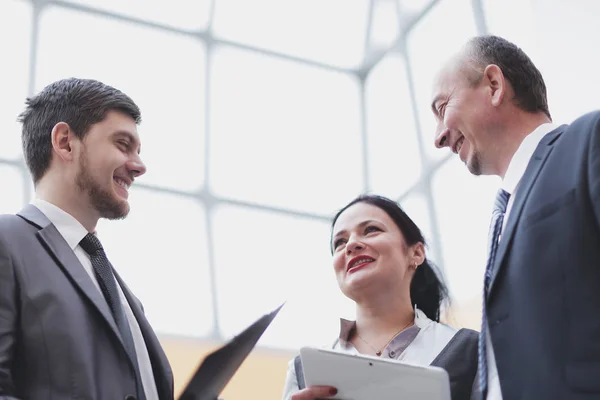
[18,78,141,183]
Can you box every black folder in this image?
[178,303,284,400]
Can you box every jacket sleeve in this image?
[588,112,600,231]
[0,236,21,399]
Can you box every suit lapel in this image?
[487,128,564,300]
[114,271,174,399]
[18,205,128,355]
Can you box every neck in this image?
[493,111,552,179]
[354,291,415,343]
[36,175,99,232]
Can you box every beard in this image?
[466,150,483,176]
[76,152,130,220]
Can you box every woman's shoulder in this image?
[430,321,478,339]
[416,316,459,342]
[427,320,460,334]
[429,326,480,400]
[415,308,478,343]
[431,325,478,357]
[424,321,479,354]
[405,310,478,365]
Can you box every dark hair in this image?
[464,35,551,120]
[18,78,141,184]
[331,194,449,322]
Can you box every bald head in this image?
[430,35,553,178]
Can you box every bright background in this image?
[1,0,599,398]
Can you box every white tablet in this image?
[299,347,451,400]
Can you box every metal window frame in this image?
[1,0,488,341]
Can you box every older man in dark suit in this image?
[432,35,600,399]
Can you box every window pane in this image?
[212,205,348,350]
[97,188,213,337]
[484,0,600,125]
[407,0,477,164]
[482,0,538,53]
[369,0,400,51]
[212,0,369,68]
[210,46,363,215]
[0,0,31,160]
[0,165,25,214]
[431,158,499,303]
[36,6,206,192]
[366,53,421,198]
[400,0,436,14]
[62,0,211,30]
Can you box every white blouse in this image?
[281,308,459,400]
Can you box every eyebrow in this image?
[113,130,141,154]
[332,219,380,241]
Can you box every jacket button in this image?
[389,350,396,357]
[124,396,136,400]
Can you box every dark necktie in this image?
[478,188,510,397]
[79,233,146,400]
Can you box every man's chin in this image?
[465,154,483,176]
[466,163,481,176]
[97,198,130,220]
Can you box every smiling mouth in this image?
[113,177,131,196]
[452,136,465,154]
[347,256,375,272]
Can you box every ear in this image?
[483,64,505,107]
[50,122,78,162]
[411,242,426,268]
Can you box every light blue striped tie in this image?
[478,188,510,398]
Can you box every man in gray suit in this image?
[0,78,174,399]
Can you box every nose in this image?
[126,154,147,178]
[435,126,451,149]
[345,237,364,255]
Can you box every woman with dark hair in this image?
[282,194,479,400]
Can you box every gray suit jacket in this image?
[0,205,174,400]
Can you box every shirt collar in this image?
[31,198,90,251]
[338,307,431,342]
[502,123,557,194]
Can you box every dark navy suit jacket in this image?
[487,110,600,399]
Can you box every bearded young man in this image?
[0,78,173,400]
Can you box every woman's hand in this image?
[291,386,338,399]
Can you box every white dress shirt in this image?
[32,199,159,400]
[485,123,557,399]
